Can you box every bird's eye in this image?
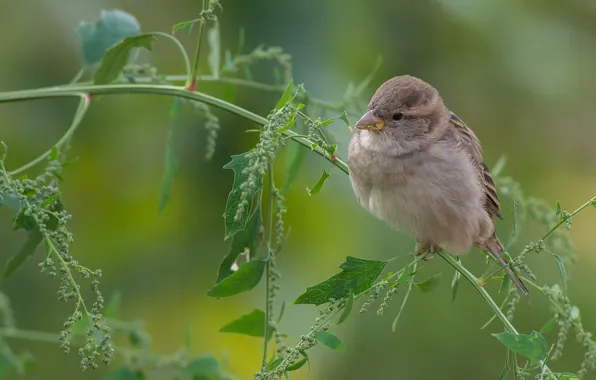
[392,112,404,121]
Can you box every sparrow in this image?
[347,75,529,296]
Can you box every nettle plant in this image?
[0,2,595,379]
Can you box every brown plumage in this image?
[348,75,528,296]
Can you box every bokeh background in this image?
[1,0,596,379]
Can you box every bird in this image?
[347,75,529,297]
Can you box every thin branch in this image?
[0,84,349,174]
[187,0,208,90]
[8,94,90,176]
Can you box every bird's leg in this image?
[414,243,438,261]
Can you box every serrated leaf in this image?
[94,34,156,84]
[207,259,267,298]
[219,309,272,340]
[207,22,220,79]
[217,204,262,282]
[223,152,263,239]
[185,355,222,380]
[451,262,461,303]
[337,290,354,325]
[172,19,200,34]
[294,256,389,305]
[314,331,345,353]
[3,231,42,280]
[416,273,442,293]
[77,9,141,66]
[275,81,293,110]
[493,331,548,363]
[553,254,567,292]
[306,170,330,196]
[540,316,556,335]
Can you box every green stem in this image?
[437,250,554,375]
[152,32,192,81]
[9,94,90,176]
[541,197,596,241]
[187,0,208,90]
[262,162,275,370]
[0,83,349,174]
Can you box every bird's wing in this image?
[447,112,502,219]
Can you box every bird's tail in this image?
[480,235,530,298]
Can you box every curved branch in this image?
[0,84,349,174]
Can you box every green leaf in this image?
[306,170,330,196]
[555,201,562,216]
[286,357,307,372]
[219,309,272,340]
[314,331,345,353]
[267,358,283,370]
[277,301,286,323]
[338,112,351,127]
[49,146,60,160]
[158,110,180,213]
[217,204,262,282]
[275,81,294,110]
[294,256,389,305]
[491,156,507,177]
[493,331,548,363]
[275,118,296,133]
[540,316,556,335]
[499,273,511,294]
[207,22,220,79]
[104,292,121,319]
[223,152,263,239]
[0,354,11,379]
[556,373,579,380]
[451,262,461,303]
[207,259,267,298]
[172,19,200,34]
[281,133,307,195]
[77,9,141,66]
[94,34,156,84]
[416,273,442,293]
[185,355,222,380]
[3,231,43,279]
[38,193,61,208]
[553,254,567,292]
[103,367,143,380]
[337,290,354,324]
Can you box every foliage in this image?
[0,2,596,380]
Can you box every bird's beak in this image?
[355,110,384,131]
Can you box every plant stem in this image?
[437,250,554,375]
[9,94,90,176]
[262,162,275,370]
[152,32,192,81]
[0,84,349,174]
[187,0,208,90]
[541,196,596,241]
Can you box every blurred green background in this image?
[1,0,596,379]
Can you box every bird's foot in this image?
[414,243,438,261]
